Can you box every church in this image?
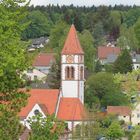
[19,25,86,130]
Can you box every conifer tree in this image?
[113,49,132,73]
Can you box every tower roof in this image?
[61,24,84,55]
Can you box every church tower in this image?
[61,25,84,104]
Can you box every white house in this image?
[32,53,55,74]
[132,53,140,70]
[131,103,140,126]
[23,68,46,81]
[19,25,86,131]
[107,106,131,124]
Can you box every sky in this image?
[30,0,140,7]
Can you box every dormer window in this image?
[34,109,40,115]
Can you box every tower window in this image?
[65,67,70,79]
[71,67,75,79]
[80,66,84,80]
[65,66,75,80]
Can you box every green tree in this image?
[79,30,96,72]
[107,121,124,140]
[113,49,133,74]
[49,21,69,54]
[85,72,128,107]
[94,60,102,73]
[29,114,65,140]
[0,0,29,139]
[134,18,140,47]
[22,10,52,39]
[132,126,140,140]
[47,60,61,89]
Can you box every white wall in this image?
[118,115,130,123]
[61,55,84,103]
[133,63,140,70]
[131,103,140,126]
[35,66,51,74]
[62,81,78,98]
[20,104,46,129]
[24,69,46,81]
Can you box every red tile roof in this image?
[61,25,84,55]
[57,98,86,121]
[19,89,59,117]
[32,53,55,67]
[98,46,121,59]
[107,106,131,116]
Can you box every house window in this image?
[34,109,40,115]
[34,75,38,80]
[137,113,140,118]
[80,66,84,80]
[27,68,33,73]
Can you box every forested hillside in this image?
[23,4,140,50]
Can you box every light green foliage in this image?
[49,21,69,54]
[85,72,128,108]
[29,114,65,140]
[107,121,124,140]
[0,0,29,139]
[132,126,140,140]
[79,30,96,72]
[117,25,139,50]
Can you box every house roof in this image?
[19,89,59,118]
[107,106,131,116]
[61,24,84,55]
[57,98,86,121]
[32,53,55,67]
[98,46,121,59]
[106,54,118,63]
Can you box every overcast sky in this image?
[30,0,140,6]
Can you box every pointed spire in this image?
[61,25,84,55]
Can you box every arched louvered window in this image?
[65,67,70,79]
[71,67,75,79]
[80,66,84,80]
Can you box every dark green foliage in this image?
[85,72,128,108]
[22,10,52,39]
[113,49,133,74]
[95,60,102,73]
[134,18,140,47]
[47,60,61,89]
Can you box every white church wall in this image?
[21,104,46,129]
[62,81,78,98]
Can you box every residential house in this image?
[19,25,86,131]
[131,103,140,125]
[30,37,49,49]
[32,53,55,74]
[23,68,46,81]
[107,106,131,123]
[97,44,121,65]
[131,53,140,70]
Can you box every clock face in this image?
[66,55,74,63]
